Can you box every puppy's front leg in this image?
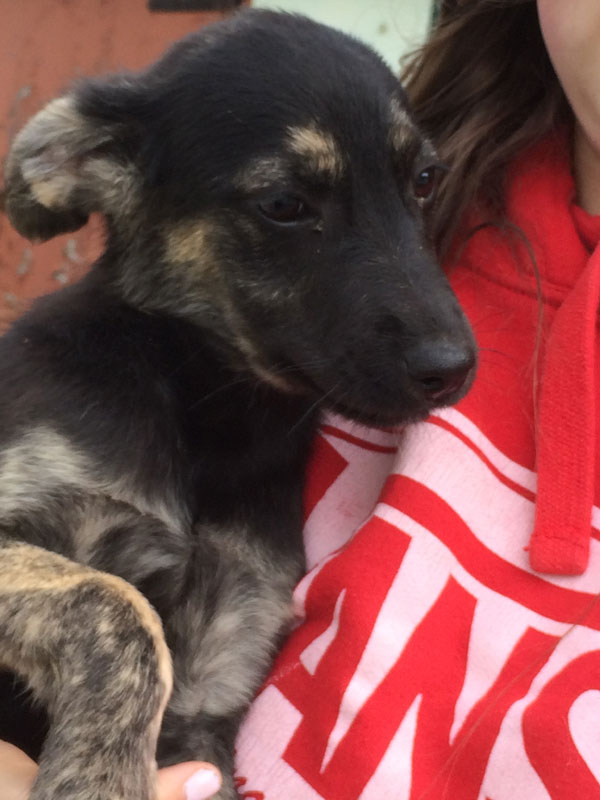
[0,533,172,800]
[157,532,302,800]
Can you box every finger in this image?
[0,741,38,800]
[157,761,222,800]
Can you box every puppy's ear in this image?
[4,86,142,242]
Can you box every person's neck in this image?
[574,122,600,214]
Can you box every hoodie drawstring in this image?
[528,227,600,575]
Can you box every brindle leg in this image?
[156,530,302,800]
[0,532,172,800]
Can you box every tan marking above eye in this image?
[388,96,429,157]
[286,124,344,178]
[389,96,412,129]
[234,156,290,192]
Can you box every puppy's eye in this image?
[413,167,439,202]
[257,193,313,225]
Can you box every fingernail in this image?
[184,767,222,800]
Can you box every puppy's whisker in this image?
[186,375,255,411]
[267,358,331,377]
[287,383,340,437]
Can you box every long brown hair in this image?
[401,0,570,257]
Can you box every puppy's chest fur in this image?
[0,273,313,606]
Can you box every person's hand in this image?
[0,740,222,800]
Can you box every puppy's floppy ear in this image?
[4,82,144,242]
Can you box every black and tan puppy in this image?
[0,10,476,800]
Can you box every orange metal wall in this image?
[0,0,243,329]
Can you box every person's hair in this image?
[401,0,570,257]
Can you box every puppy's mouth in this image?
[309,378,458,427]
[326,396,430,427]
[255,357,463,427]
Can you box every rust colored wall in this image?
[0,0,245,329]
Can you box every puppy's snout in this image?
[404,340,476,403]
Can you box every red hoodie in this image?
[234,133,600,800]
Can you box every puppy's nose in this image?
[404,340,476,402]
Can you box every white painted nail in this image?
[184,767,222,800]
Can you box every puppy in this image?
[0,10,476,800]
